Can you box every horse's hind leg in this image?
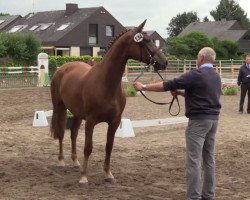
[104,118,121,182]
[79,120,95,183]
[70,117,82,166]
[55,104,67,166]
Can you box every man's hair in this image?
[198,47,216,63]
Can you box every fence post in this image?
[219,60,222,77]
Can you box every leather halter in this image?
[133,39,181,116]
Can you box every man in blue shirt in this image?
[237,55,250,114]
[133,47,221,200]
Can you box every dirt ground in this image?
[0,87,249,200]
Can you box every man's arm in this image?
[133,81,165,92]
[237,67,243,86]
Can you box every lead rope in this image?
[134,66,180,116]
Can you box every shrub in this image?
[124,85,137,97]
[67,110,74,118]
[221,84,238,95]
[0,32,41,66]
[49,55,102,76]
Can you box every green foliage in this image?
[49,55,102,76]
[0,13,10,16]
[67,110,74,118]
[166,37,190,59]
[203,16,210,22]
[124,85,137,97]
[167,11,200,37]
[166,31,239,59]
[211,37,239,59]
[0,32,41,66]
[23,33,42,65]
[210,0,250,29]
[167,32,213,59]
[221,84,238,95]
[182,32,213,57]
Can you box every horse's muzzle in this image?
[152,57,168,71]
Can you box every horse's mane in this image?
[103,29,130,56]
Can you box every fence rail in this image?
[125,60,243,81]
[0,66,39,88]
[0,60,244,88]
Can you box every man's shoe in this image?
[239,111,243,114]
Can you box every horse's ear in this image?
[135,19,147,32]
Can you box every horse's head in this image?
[129,20,168,71]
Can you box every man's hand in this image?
[171,90,185,97]
[133,82,144,91]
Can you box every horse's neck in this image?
[98,39,129,89]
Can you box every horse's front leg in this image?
[79,120,95,184]
[70,117,82,166]
[104,118,121,182]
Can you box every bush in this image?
[166,31,240,59]
[49,55,102,76]
[67,110,74,118]
[221,84,238,95]
[0,32,41,66]
[124,85,137,97]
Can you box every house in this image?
[3,4,126,56]
[0,15,22,31]
[179,20,250,53]
[126,26,166,50]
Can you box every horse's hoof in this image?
[73,160,80,167]
[105,177,116,184]
[79,176,88,184]
[58,160,65,167]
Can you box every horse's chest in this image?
[90,98,124,118]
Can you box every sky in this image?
[0,0,249,38]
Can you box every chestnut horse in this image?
[50,20,167,183]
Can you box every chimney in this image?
[65,3,78,15]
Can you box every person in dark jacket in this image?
[133,47,221,200]
[237,55,250,114]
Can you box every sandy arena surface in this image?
[0,87,249,200]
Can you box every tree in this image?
[203,16,210,22]
[166,32,213,59]
[210,0,250,29]
[0,13,10,16]
[166,12,200,37]
[0,33,41,65]
[166,31,239,59]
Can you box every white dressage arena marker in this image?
[32,111,48,127]
[131,116,188,128]
[115,116,188,138]
[32,110,188,136]
[115,118,135,138]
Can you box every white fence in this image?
[125,60,243,83]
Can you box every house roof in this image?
[4,5,102,43]
[179,20,248,41]
[0,15,22,31]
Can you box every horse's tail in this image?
[50,74,66,140]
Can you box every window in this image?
[106,25,114,37]
[9,25,27,33]
[155,40,160,47]
[0,20,5,25]
[29,25,39,31]
[57,23,70,31]
[89,24,98,45]
[39,23,52,31]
